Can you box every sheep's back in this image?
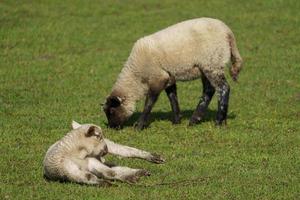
[139,18,232,80]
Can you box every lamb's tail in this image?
[228,33,243,82]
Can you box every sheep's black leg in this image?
[215,80,230,126]
[165,84,181,124]
[134,92,159,130]
[189,75,215,126]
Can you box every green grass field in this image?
[1,0,299,199]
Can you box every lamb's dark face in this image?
[103,96,129,129]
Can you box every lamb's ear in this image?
[72,120,81,129]
[107,96,122,108]
[85,126,96,137]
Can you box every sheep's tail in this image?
[228,33,243,82]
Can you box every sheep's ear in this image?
[85,126,96,137]
[107,96,122,108]
[72,120,81,129]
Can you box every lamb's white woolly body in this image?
[43,121,165,185]
[112,18,242,114]
[43,124,106,183]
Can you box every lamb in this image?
[43,121,164,185]
[103,18,243,130]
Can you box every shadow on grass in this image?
[122,109,236,128]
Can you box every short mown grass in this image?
[0,0,299,199]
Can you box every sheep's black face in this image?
[103,96,128,129]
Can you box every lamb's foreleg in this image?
[104,139,165,164]
[189,74,215,125]
[64,159,111,186]
[165,83,181,124]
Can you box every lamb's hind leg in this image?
[86,157,117,179]
[64,159,111,186]
[165,83,181,124]
[189,74,215,125]
[86,158,150,183]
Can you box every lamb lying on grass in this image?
[43,121,164,186]
[103,18,243,130]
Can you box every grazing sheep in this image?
[43,121,164,185]
[103,18,243,130]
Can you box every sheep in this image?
[43,121,164,185]
[103,17,243,130]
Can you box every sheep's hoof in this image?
[172,117,181,124]
[171,113,182,124]
[133,121,147,131]
[215,119,227,126]
[149,153,165,164]
[188,117,201,126]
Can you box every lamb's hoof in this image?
[124,170,150,184]
[124,175,139,184]
[136,169,151,177]
[149,153,165,164]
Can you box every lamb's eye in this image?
[96,135,103,140]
